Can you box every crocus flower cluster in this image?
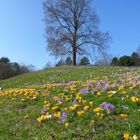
[0,68,140,139]
[59,112,68,120]
[41,108,47,115]
[100,102,115,110]
[79,88,89,94]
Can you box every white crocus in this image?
[133,135,138,140]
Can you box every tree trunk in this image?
[72,48,76,65]
[72,19,77,66]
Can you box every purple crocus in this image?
[41,108,47,114]
[79,88,89,94]
[60,112,68,120]
[58,98,63,102]
[100,102,115,110]
[86,82,92,87]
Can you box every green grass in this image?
[0,66,133,88]
[0,66,131,89]
[0,66,140,140]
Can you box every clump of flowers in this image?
[84,105,89,111]
[96,92,102,96]
[79,88,89,94]
[53,112,61,118]
[93,107,102,113]
[77,110,84,116]
[100,102,115,110]
[131,96,139,103]
[58,97,63,102]
[100,102,115,114]
[37,115,47,123]
[123,132,129,140]
[59,112,68,120]
[41,108,47,115]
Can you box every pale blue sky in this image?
[0,0,140,69]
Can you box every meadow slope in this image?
[0,66,140,140]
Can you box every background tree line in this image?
[111,52,140,66]
[0,57,34,80]
[55,50,140,67]
[55,56,90,66]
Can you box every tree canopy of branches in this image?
[43,0,110,65]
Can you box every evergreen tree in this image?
[118,56,132,66]
[0,57,10,64]
[111,57,119,66]
[131,52,140,66]
[66,57,72,65]
[79,57,90,65]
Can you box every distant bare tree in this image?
[102,52,112,66]
[44,61,51,69]
[43,0,110,65]
[28,64,36,72]
[136,45,140,57]
[94,51,112,66]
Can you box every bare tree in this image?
[94,52,112,66]
[44,61,51,69]
[136,45,140,57]
[43,0,110,65]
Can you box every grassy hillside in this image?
[0,66,126,89]
[0,66,140,140]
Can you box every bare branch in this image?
[43,0,111,65]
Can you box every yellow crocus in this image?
[84,105,89,111]
[120,114,128,118]
[93,107,102,113]
[123,132,129,140]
